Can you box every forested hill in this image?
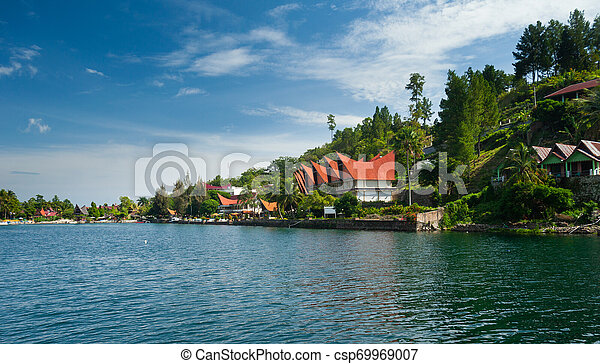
[291,8,600,193]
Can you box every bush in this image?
[198,199,219,217]
[334,192,359,217]
[440,199,472,228]
[497,182,574,221]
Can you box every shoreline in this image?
[3,219,599,235]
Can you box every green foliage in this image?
[440,199,472,227]
[198,199,219,217]
[334,192,359,217]
[150,186,170,218]
[0,189,21,219]
[497,182,574,221]
[298,191,336,218]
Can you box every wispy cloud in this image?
[85,68,107,77]
[24,118,51,134]
[268,3,302,18]
[187,48,260,76]
[10,171,40,175]
[152,80,164,87]
[242,105,364,127]
[175,87,207,97]
[0,45,40,78]
[157,25,291,76]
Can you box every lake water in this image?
[1,224,599,343]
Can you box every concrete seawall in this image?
[231,218,420,231]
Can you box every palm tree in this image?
[392,125,426,205]
[137,197,149,206]
[504,143,544,184]
[582,87,600,140]
[272,188,302,218]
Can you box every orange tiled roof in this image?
[323,156,340,180]
[311,161,328,184]
[300,163,315,184]
[259,198,277,212]
[217,194,239,206]
[336,151,395,180]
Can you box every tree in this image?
[405,73,433,125]
[150,186,170,217]
[504,143,545,185]
[0,189,20,219]
[393,124,426,205]
[198,199,218,217]
[466,71,500,157]
[334,192,359,217]
[582,87,600,139]
[88,202,102,218]
[544,19,566,75]
[482,64,511,95]
[513,21,551,105]
[590,15,600,69]
[438,70,474,163]
[557,9,591,73]
[208,175,223,187]
[172,179,188,216]
[137,197,150,207]
[327,114,336,142]
[119,196,133,215]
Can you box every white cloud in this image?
[0,62,22,76]
[175,87,207,97]
[283,0,600,109]
[11,46,41,60]
[243,105,364,127]
[25,118,51,134]
[85,68,107,77]
[247,27,293,47]
[268,3,302,18]
[0,45,40,78]
[187,48,260,76]
[152,80,165,87]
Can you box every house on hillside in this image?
[535,140,600,177]
[544,79,600,102]
[294,152,396,202]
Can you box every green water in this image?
[0,224,599,343]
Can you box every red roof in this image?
[532,146,551,163]
[545,79,600,98]
[294,170,308,194]
[300,163,315,184]
[217,194,239,206]
[323,156,340,180]
[336,151,396,181]
[311,161,328,184]
[259,198,278,212]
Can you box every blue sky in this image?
[1,0,600,204]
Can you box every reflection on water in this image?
[0,224,599,343]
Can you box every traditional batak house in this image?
[535,140,600,177]
[294,152,396,202]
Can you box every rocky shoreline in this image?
[451,223,600,235]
